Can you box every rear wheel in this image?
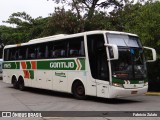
[72,81,86,100]
[18,77,25,91]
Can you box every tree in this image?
[43,8,84,35]
[84,10,115,31]
[47,0,124,20]
[3,12,48,43]
[3,12,34,27]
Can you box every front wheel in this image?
[72,81,86,100]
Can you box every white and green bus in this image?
[2,30,156,99]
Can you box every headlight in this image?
[112,83,123,88]
[144,82,148,86]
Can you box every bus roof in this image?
[4,30,138,49]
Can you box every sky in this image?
[0,0,59,26]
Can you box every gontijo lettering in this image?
[50,62,74,69]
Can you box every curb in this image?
[145,92,160,96]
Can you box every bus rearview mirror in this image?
[143,46,156,62]
[104,44,119,60]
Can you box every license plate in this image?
[131,91,137,94]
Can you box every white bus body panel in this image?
[96,80,109,98]
[52,71,68,92]
[33,70,53,90]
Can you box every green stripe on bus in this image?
[37,59,84,70]
[79,58,85,70]
[16,62,20,69]
[3,58,85,70]
[3,62,20,69]
[112,77,146,84]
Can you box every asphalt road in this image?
[0,80,160,120]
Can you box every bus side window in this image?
[51,50,55,58]
[70,49,78,57]
[30,53,35,59]
[68,37,85,57]
[52,41,66,58]
[60,49,65,57]
[18,54,23,60]
[10,51,14,60]
[14,51,18,60]
[4,49,9,61]
[18,47,27,60]
[37,47,42,59]
[79,41,85,56]
[10,49,17,60]
[36,43,47,59]
[28,46,36,59]
[46,42,54,58]
[45,46,49,58]
[53,49,65,58]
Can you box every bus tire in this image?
[12,76,18,89]
[18,77,25,91]
[72,81,86,100]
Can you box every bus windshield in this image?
[107,34,147,80]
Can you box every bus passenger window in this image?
[28,47,36,59]
[45,46,49,58]
[70,49,78,57]
[30,53,35,59]
[4,49,9,61]
[51,50,55,58]
[68,37,85,57]
[10,51,14,60]
[36,44,46,59]
[18,47,27,60]
[10,49,18,60]
[37,52,42,58]
[53,49,65,58]
[18,55,23,59]
[51,41,66,58]
[54,50,59,57]
[60,49,65,57]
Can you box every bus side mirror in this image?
[105,44,119,60]
[143,46,156,62]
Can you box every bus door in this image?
[87,34,110,98]
[95,50,110,98]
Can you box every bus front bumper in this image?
[109,85,148,98]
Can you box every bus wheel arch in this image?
[18,76,25,91]
[72,80,86,99]
[12,75,18,89]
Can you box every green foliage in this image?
[4,12,34,27]
[84,11,115,31]
[42,8,84,35]
[49,0,124,20]
[1,12,48,45]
